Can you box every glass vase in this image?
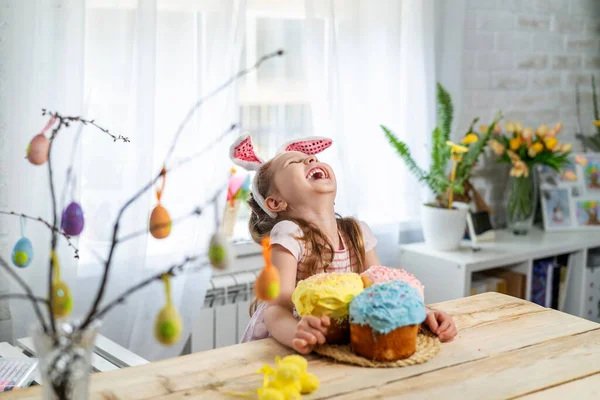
[505,171,538,235]
[32,321,100,400]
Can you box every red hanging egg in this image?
[150,205,172,239]
[27,134,50,165]
[61,202,85,236]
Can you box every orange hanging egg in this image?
[255,237,281,301]
[150,204,172,239]
[255,264,281,301]
[27,134,49,165]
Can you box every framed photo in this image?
[575,200,600,227]
[582,156,600,192]
[540,187,573,229]
[540,153,600,231]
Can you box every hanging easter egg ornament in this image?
[150,167,172,239]
[61,201,85,236]
[26,116,55,166]
[11,217,33,268]
[27,134,50,165]
[12,238,33,268]
[154,274,183,345]
[50,251,73,318]
[255,237,280,301]
[208,231,233,270]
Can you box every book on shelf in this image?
[485,269,526,299]
[0,357,38,391]
[471,273,507,296]
[531,255,570,310]
[531,258,553,307]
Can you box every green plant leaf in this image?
[430,126,447,178]
[437,83,454,143]
[381,125,429,185]
[466,117,480,134]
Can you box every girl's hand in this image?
[424,310,457,342]
[292,315,330,354]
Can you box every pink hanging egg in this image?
[61,202,85,236]
[27,134,49,165]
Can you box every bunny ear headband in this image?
[230,134,333,219]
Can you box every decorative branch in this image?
[170,124,238,171]
[60,112,86,213]
[79,50,285,331]
[163,49,284,165]
[3,50,284,340]
[42,109,130,143]
[43,111,126,335]
[0,256,49,332]
[0,293,49,305]
[117,185,226,244]
[46,118,64,335]
[89,255,208,323]
[0,211,79,258]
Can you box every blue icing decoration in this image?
[349,281,426,334]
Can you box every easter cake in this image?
[292,272,363,344]
[360,265,424,300]
[349,281,426,361]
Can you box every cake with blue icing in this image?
[349,280,426,361]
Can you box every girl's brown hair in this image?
[248,160,367,316]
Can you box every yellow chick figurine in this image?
[257,388,285,400]
[256,355,320,399]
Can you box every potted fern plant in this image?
[381,83,502,250]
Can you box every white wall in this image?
[458,0,600,226]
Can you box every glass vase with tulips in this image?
[489,121,572,234]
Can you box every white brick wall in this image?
[460,0,600,226]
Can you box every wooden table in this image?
[7,293,600,399]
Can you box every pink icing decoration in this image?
[284,139,332,155]
[233,136,263,165]
[361,265,424,300]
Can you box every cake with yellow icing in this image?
[292,272,364,344]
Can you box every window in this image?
[231,11,325,241]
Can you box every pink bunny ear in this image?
[230,134,264,171]
[280,137,333,155]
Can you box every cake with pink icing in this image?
[360,265,424,300]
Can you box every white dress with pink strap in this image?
[240,220,377,343]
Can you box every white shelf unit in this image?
[399,228,600,320]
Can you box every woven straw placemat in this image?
[314,329,440,368]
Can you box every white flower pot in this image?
[420,202,468,251]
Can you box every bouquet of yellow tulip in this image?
[488,121,572,234]
[489,121,572,176]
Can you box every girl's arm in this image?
[364,248,380,268]
[265,244,328,353]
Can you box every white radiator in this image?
[191,270,259,352]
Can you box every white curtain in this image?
[303,0,437,226]
[2,0,245,361]
[301,0,440,265]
